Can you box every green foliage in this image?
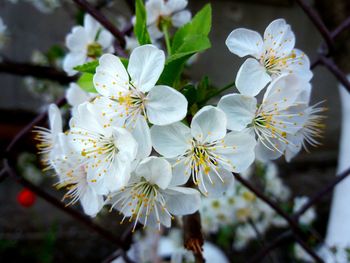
[134,0,152,45]
[46,45,65,64]
[158,4,212,86]
[74,60,99,74]
[77,73,97,93]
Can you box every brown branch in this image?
[293,166,350,220]
[232,173,324,263]
[295,0,334,51]
[0,60,75,85]
[72,0,126,47]
[319,56,350,93]
[183,211,204,263]
[248,230,293,263]
[3,159,131,250]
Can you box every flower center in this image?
[87,42,103,58]
[260,51,297,75]
[112,179,172,231]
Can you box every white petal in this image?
[146,85,188,125]
[255,139,284,162]
[283,49,313,82]
[214,131,256,173]
[191,106,227,143]
[226,28,264,58]
[262,74,307,110]
[164,0,188,14]
[113,127,138,160]
[135,157,172,189]
[80,186,104,217]
[84,14,100,41]
[164,186,200,215]
[63,52,87,76]
[218,94,256,131]
[236,58,271,96]
[169,157,191,186]
[128,45,165,92]
[145,0,163,25]
[94,54,129,97]
[263,19,295,57]
[90,96,125,127]
[48,103,62,135]
[97,30,114,50]
[66,83,93,107]
[66,26,88,52]
[171,10,191,27]
[148,24,164,40]
[150,122,192,158]
[129,115,152,159]
[198,167,234,198]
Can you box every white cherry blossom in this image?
[93,45,188,159]
[53,134,104,217]
[218,74,309,161]
[293,196,316,225]
[108,157,201,230]
[226,18,312,96]
[68,101,138,195]
[285,102,326,162]
[34,104,64,170]
[145,0,192,40]
[63,14,114,76]
[151,106,256,197]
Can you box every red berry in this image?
[17,188,36,207]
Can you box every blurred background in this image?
[0,0,347,262]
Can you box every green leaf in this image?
[172,4,212,52]
[134,0,152,45]
[158,4,212,86]
[77,73,97,93]
[73,60,99,74]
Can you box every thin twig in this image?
[295,0,334,51]
[248,230,293,263]
[331,16,350,39]
[72,0,126,47]
[319,56,350,93]
[0,60,74,84]
[5,97,66,156]
[232,173,323,263]
[3,159,131,251]
[293,166,350,220]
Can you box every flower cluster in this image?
[34,1,324,237]
[219,19,325,162]
[200,162,289,249]
[63,14,114,76]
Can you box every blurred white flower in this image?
[294,243,315,263]
[66,82,96,109]
[63,14,114,76]
[151,106,256,197]
[293,196,316,225]
[108,157,201,230]
[94,45,188,159]
[145,0,192,40]
[34,104,64,170]
[226,18,312,96]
